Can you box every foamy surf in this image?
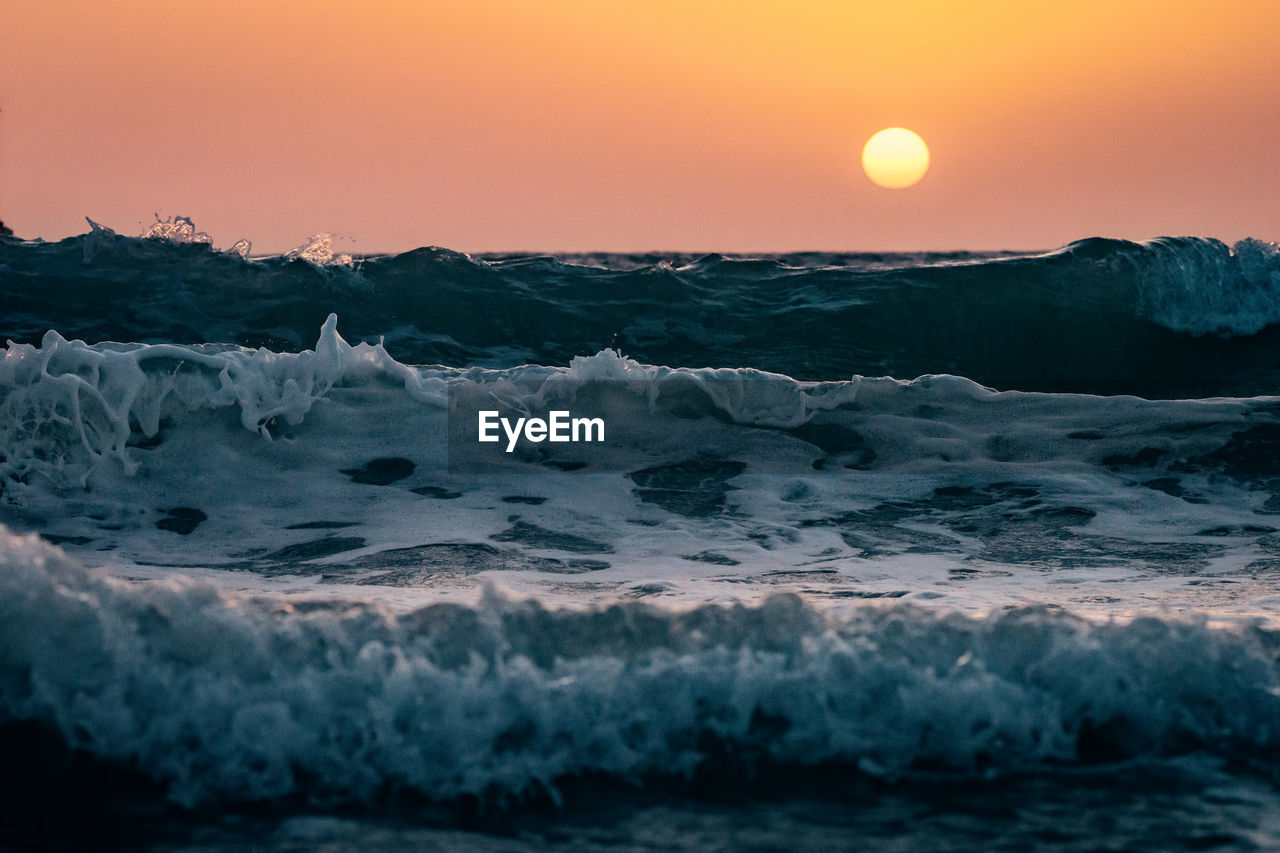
[4,528,1279,809]
[3,315,1280,620]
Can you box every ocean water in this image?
[4,221,1280,850]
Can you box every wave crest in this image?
[0,315,427,491]
[1124,236,1280,336]
[4,228,1280,395]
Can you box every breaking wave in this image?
[3,528,1279,807]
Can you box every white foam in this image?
[5,320,1279,621]
[0,314,434,490]
[2,527,1278,807]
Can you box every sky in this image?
[2,0,1278,253]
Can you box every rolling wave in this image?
[3,528,1278,808]
[2,224,1279,395]
[4,316,1276,499]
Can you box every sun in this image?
[861,128,930,189]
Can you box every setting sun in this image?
[861,127,930,189]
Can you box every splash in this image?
[140,214,254,259]
[0,315,430,491]
[140,214,213,246]
[286,232,354,267]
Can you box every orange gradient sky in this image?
[2,1,1278,253]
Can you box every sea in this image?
[3,218,1280,850]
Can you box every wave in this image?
[2,527,1278,808]
[4,316,1277,499]
[3,224,1280,396]
[6,317,1280,623]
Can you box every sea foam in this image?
[2,527,1279,807]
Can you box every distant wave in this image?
[2,223,1280,395]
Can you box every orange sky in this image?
[2,1,1278,253]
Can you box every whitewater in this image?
[4,221,1280,850]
